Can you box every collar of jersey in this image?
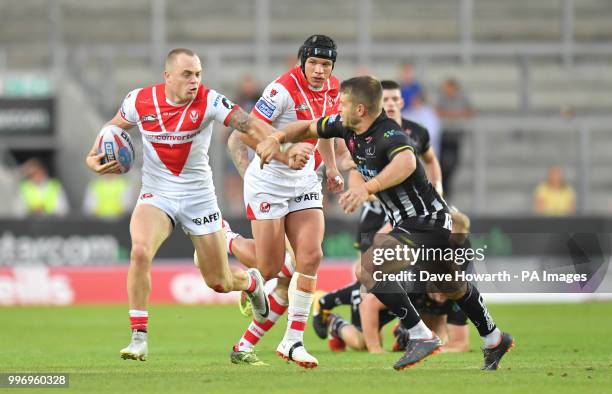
[359,111,388,138]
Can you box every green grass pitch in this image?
[1,303,610,393]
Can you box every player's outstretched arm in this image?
[255,120,318,167]
[339,149,416,214]
[85,113,134,175]
[226,107,279,143]
[421,147,443,195]
[318,138,344,193]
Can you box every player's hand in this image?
[256,133,283,168]
[325,167,344,193]
[339,184,369,214]
[85,142,120,175]
[286,143,314,170]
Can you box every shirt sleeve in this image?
[118,89,141,124]
[413,122,431,153]
[251,82,290,124]
[316,114,345,139]
[380,129,415,162]
[207,89,241,127]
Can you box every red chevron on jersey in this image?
[134,84,209,176]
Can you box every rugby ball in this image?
[97,125,135,173]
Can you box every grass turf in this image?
[1,303,610,393]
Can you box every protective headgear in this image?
[299,34,337,73]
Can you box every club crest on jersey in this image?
[365,146,376,156]
[189,110,199,123]
[270,89,277,97]
[260,202,271,213]
[141,114,157,122]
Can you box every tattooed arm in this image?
[226,107,274,142]
[227,130,251,178]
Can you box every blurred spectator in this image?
[235,74,262,112]
[436,78,474,199]
[83,174,135,219]
[534,166,576,216]
[15,158,69,217]
[399,63,423,115]
[405,91,442,157]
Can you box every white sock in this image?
[407,320,433,340]
[128,309,148,318]
[277,252,295,278]
[483,328,502,348]
[284,273,315,343]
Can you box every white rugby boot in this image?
[120,330,148,361]
[276,339,318,369]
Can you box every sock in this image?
[235,291,288,352]
[129,309,148,332]
[319,281,360,310]
[329,314,349,339]
[370,280,421,329]
[484,328,502,349]
[284,272,316,343]
[245,272,257,293]
[406,320,433,340]
[277,252,295,279]
[226,233,240,255]
[455,283,497,338]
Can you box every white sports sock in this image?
[483,328,502,348]
[284,273,316,343]
[128,309,148,318]
[277,252,295,278]
[407,320,433,340]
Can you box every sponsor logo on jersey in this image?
[348,136,356,153]
[296,103,309,112]
[365,146,376,156]
[189,109,199,123]
[192,211,220,225]
[222,97,235,110]
[141,114,157,122]
[384,130,401,138]
[259,202,271,213]
[328,114,341,123]
[255,98,275,119]
[162,111,180,117]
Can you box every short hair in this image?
[340,76,382,115]
[380,80,401,91]
[165,48,197,69]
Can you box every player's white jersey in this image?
[247,65,340,179]
[119,83,238,194]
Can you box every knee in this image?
[296,247,323,273]
[205,274,233,293]
[131,243,153,267]
[259,266,280,282]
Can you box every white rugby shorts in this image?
[136,188,223,235]
[243,167,322,220]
